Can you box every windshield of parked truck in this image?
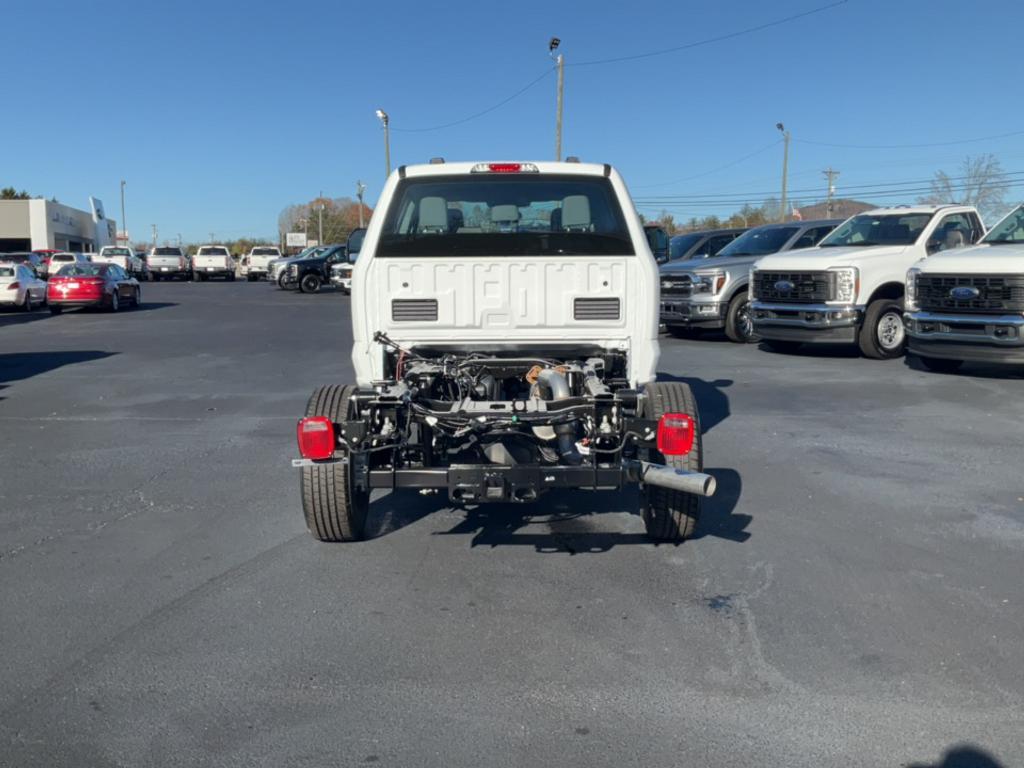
[153,247,182,256]
[103,248,130,255]
[197,247,229,257]
[819,213,931,247]
[252,248,278,255]
[378,174,634,257]
[718,226,798,257]
[982,205,1024,243]
[668,233,702,260]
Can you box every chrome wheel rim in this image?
[877,310,904,350]
[737,301,754,339]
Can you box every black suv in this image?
[284,244,347,293]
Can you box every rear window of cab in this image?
[377,174,634,257]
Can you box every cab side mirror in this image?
[925,238,942,254]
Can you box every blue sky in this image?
[4,0,1023,242]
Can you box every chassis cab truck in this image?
[293,160,716,543]
[750,205,985,358]
[905,203,1024,372]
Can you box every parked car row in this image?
[658,201,1022,372]
[0,256,141,314]
[268,228,366,294]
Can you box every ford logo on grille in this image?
[774,280,795,292]
[661,281,673,289]
[950,286,980,300]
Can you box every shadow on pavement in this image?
[0,308,52,327]
[656,374,733,433]
[907,744,1006,768]
[429,467,746,552]
[904,353,1024,381]
[0,351,116,386]
[758,340,861,359]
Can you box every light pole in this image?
[318,192,324,246]
[375,109,391,179]
[549,37,564,161]
[356,180,366,228]
[777,122,791,222]
[120,180,127,244]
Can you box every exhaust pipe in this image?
[627,460,716,497]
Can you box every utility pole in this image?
[177,233,182,247]
[550,37,564,161]
[120,180,127,245]
[151,224,157,250]
[210,232,216,243]
[823,167,840,219]
[356,180,366,228]
[318,191,324,246]
[777,123,791,222]
[375,109,391,179]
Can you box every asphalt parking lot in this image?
[1,282,1022,767]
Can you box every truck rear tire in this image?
[859,297,905,359]
[640,381,702,542]
[918,355,964,373]
[301,384,369,542]
[300,274,322,294]
[724,291,759,343]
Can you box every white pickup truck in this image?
[147,246,191,280]
[751,205,985,358]
[240,246,282,281]
[905,203,1024,371]
[192,245,235,281]
[96,246,146,280]
[292,159,716,544]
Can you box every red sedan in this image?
[47,263,141,314]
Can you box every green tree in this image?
[1,187,31,200]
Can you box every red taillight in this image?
[7,282,19,290]
[657,413,695,456]
[297,416,335,460]
[488,163,522,173]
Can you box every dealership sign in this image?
[286,232,307,247]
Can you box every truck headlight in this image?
[828,266,858,304]
[748,269,758,300]
[905,267,921,311]
[693,271,726,295]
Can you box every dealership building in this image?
[0,197,117,252]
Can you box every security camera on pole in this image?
[375,109,391,179]
[356,180,367,229]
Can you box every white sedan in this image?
[0,262,47,310]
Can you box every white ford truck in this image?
[241,246,282,281]
[96,246,146,280]
[750,205,985,358]
[292,160,716,543]
[192,245,235,281]
[905,203,1024,372]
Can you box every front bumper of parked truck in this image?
[750,302,863,344]
[905,310,1024,364]
[660,298,726,328]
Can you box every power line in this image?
[570,0,850,67]
[390,67,555,133]
[635,170,1024,203]
[633,140,782,188]
[795,128,1024,150]
[388,1,851,133]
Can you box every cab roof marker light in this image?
[470,163,540,174]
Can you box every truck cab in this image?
[751,205,985,358]
[905,203,1024,371]
[96,246,146,280]
[294,160,716,544]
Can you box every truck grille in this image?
[574,297,620,320]
[916,274,1024,314]
[754,270,834,303]
[392,299,438,322]
[660,275,693,296]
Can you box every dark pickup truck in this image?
[283,244,347,293]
